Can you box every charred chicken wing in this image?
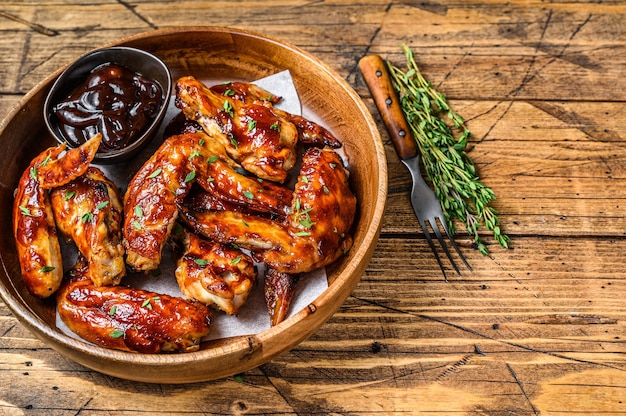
[174,229,256,315]
[180,146,356,274]
[57,259,211,353]
[50,167,125,286]
[12,134,101,297]
[123,131,291,271]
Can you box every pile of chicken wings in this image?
[12,76,356,353]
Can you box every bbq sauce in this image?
[52,62,163,151]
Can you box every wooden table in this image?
[2,1,625,414]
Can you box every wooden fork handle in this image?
[359,54,418,160]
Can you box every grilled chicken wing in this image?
[180,146,356,274]
[12,134,101,297]
[176,76,299,183]
[211,81,342,148]
[50,167,125,286]
[123,131,290,271]
[57,259,211,353]
[174,229,256,315]
[264,268,298,326]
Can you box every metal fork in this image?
[359,54,472,280]
[402,155,472,280]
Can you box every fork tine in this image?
[437,217,473,273]
[419,218,450,282]
[430,220,462,278]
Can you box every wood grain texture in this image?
[2,0,626,413]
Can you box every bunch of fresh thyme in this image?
[386,44,509,255]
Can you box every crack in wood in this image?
[352,295,626,372]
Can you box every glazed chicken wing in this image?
[180,146,356,274]
[50,167,125,286]
[176,76,299,183]
[57,259,211,353]
[123,131,290,271]
[174,229,256,315]
[12,134,101,297]
[264,268,299,327]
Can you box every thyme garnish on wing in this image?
[386,45,509,255]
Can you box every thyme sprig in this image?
[386,45,509,255]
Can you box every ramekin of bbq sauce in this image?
[44,47,172,163]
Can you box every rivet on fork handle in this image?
[358,55,418,161]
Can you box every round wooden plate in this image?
[0,27,387,383]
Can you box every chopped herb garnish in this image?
[81,212,94,223]
[96,201,109,211]
[40,266,55,273]
[141,299,153,310]
[134,205,144,218]
[147,168,162,179]
[184,170,196,183]
[247,120,256,131]
[242,220,249,227]
[243,191,254,199]
[29,166,37,180]
[330,163,337,169]
[110,329,124,339]
[194,258,209,266]
[19,206,32,216]
[270,121,280,132]
[207,155,219,163]
[41,155,51,167]
[189,150,201,160]
[223,100,234,117]
[132,220,142,230]
[224,89,235,97]
[109,305,117,316]
[323,185,330,195]
[64,190,75,201]
[199,138,205,146]
[295,231,311,237]
[230,256,242,265]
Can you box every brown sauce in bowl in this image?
[52,62,163,151]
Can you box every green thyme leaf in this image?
[64,190,75,201]
[40,266,55,273]
[110,329,124,339]
[184,170,196,183]
[194,259,208,266]
[81,212,94,223]
[148,168,163,179]
[96,201,109,211]
[243,191,254,199]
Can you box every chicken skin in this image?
[57,258,211,353]
[12,134,101,297]
[264,268,299,326]
[174,229,256,315]
[175,77,341,183]
[50,167,125,286]
[180,146,356,274]
[123,131,291,271]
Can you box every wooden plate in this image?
[0,27,387,383]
